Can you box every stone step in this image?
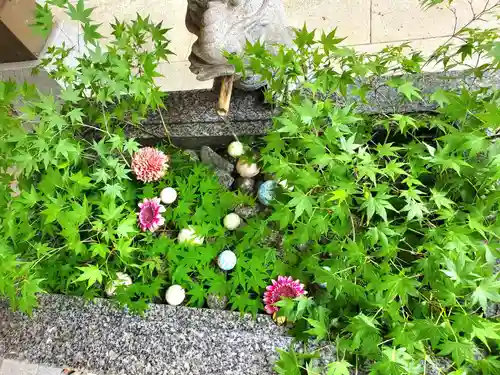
[129,70,500,149]
[0,295,291,375]
[0,358,68,375]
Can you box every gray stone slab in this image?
[129,70,500,149]
[0,295,292,375]
[0,359,38,375]
[349,69,500,114]
[36,365,64,375]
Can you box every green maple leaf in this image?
[60,87,81,103]
[430,89,451,107]
[438,339,474,366]
[413,319,447,347]
[69,171,93,188]
[107,134,124,151]
[294,23,315,49]
[20,186,38,208]
[320,28,346,52]
[92,139,108,158]
[441,257,464,284]
[142,53,161,79]
[268,207,293,230]
[67,0,94,23]
[327,361,351,375]
[42,199,63,224]
[373,347,416,375]
[274,348,301,375]
[397,81,422,101]
[472,321,500,351]
[187,283,206,307]
[123,139,140,155]
[275,117,299,134]
[75,265,104,288]
[392,114,418,134]
[55,138,79,160]
[116,215,138,238]
[376,143,403,157]
[18,277,45,316]
[295,296,314,320]
[477,103,500,128]
[305,317,328,341]
[67,108,84,124]
[305,361,321,375]
[432,150,470,175]
[90,243,108,258]
[471,276,500,311]
[172,264,192,284]
[290,100,320,125]
[339,134,360,154]
[82,23,103,45]
[103,183,124,200]
[150,21,169,42]
[327,189,349,204]
[114,164,131,181]
[287,193,314,221]
[401,199,428,221]
[114,238,136,260]
[111,58,130,78]
[489,41,500,62]
[92,168,111,184]
[360,192,396,223]
[382,273,420,304]
[430,189,455,210]
[46,113,67,131]
[31,4,53,37]
[383,160,407,181]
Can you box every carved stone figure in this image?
[185,0,293,89]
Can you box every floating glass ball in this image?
[207,293,229,310]
[236,159,260,178]
[218,250,237,271]
[228,141,244,157]
[160,187,177,204]
[258,180,277,206]
[165,285,185,305]
[223,213,241,230]
[234,177,256,195]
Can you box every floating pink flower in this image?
[131,147,170,182]
[138,197,166,232]
[263,276,306,315]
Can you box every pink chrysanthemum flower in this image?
[131,147,170,182]
[263,276,307,315]
[138,198,166,232]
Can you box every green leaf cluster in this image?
[231,16,500,375]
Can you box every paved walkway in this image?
[0,358,90,375]
[61,0,494,91]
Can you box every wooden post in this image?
[217,75,234,116]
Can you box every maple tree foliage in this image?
[0,0,499,374]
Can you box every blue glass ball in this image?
[258,180,277,206]
[218,250,237,271]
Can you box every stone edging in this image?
[0,294,291,375]
[133,70,500,148]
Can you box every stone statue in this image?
[185,0,293,89]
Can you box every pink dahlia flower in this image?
[131,147,170,182]
[138,197,166,232]
[263,276,306,315]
